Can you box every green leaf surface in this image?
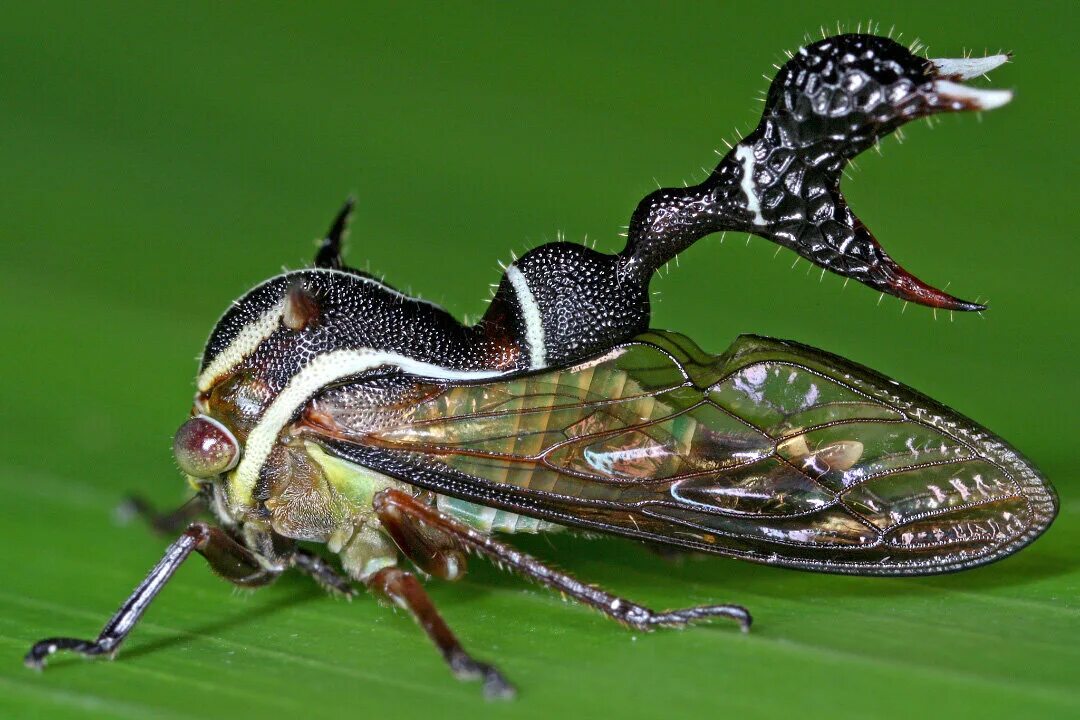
[1,3,1077,719]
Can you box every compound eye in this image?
[173,415,240,478]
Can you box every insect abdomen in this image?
[436,496,563,534]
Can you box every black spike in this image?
[314,197,356,269]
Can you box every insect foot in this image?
[651,605,753,633]
[447,650,517,701]
[25,638,117,670]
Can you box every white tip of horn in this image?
[933,79,1013,110]
[930,54,1010,80]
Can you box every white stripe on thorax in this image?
[197,268,447,393]
[505,264,546,369]
[734,144,766,226]
[198,299,286,392]
[228,348,506,504]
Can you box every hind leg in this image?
[373,489,751,632]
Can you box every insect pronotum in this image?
[26,33,1055,699]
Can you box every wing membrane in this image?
[310,331,1056,575]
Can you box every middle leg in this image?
[367,566,515,700]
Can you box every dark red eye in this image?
[173,415,240,478]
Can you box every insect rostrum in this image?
[26,34,1055,699]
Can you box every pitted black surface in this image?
[202,271,515,392]
[203,34,998,387]
[623,34,983,311]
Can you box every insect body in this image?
[26,34,1055,698]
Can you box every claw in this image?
[883,258,987,312]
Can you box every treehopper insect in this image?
[26,33,1055,699]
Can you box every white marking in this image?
[932,80,1013,111]
[229,349,506,503]
[584,444,668,475]
[949,477,972,501]
[930,55,1009,80]
[505,264,547,369]
[734,144,766,226]
[197,298,286,392]
[198,268,448,392]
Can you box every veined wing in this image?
[309,331,1057,575]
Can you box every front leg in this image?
[25,522,277,669]
[121,494,354,597]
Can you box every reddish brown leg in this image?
[373,489,751,632]
[376,496,468,581]
[122,494,354,597]
[367,566,515,700]
[25,523,277,670]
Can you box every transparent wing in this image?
[309,331,1057,575]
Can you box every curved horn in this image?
[620,34,1013,311]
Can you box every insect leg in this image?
[25,522,277,670]
[124,496,355,597]
[292,547,356,598]
[373,489,751,632]
[376,495,469,581]
[118,493,208,535]
[119,496,346,592]
[366,566,515,700]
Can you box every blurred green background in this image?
[1,2,1076,718]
